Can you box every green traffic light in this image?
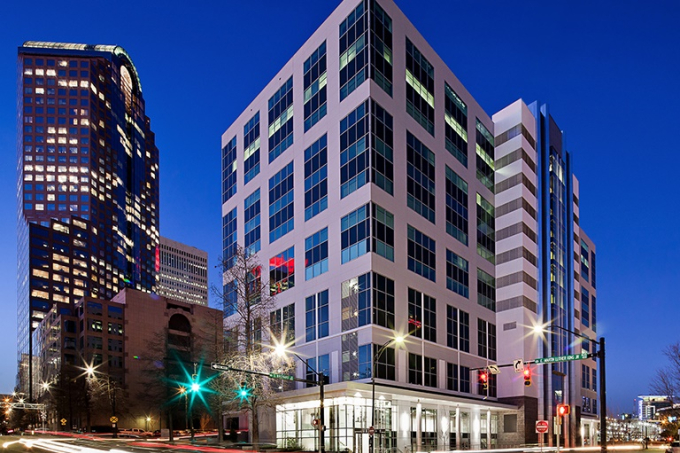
[191,382,200,392]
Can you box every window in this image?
[222,208,237,270]
[408,353,422,385]
[304,134,328,220]
[592,296,597,331]
[407,225,436,282]
[447,362,458,391]
[271,303,295,345]
[221,136,237,202]
[477,193,495,263]
[340,101,370,198]
[370,0,393,95]
[446,250,469,297]
[244,112,260,184]
[460,366,471,393]
[477,320,496,360]
[406,39,434,135]
[270,247,295,295]
[581,288,590,328]
[408,288,435,341]
[306,289,329,342]
[475,119,495,191]
[373,343,396,380]
[372,273,394,329]
[269,161,294,243]
[372,203,394,261]
[341,204,370,263]
[477,269,496,311]
[424,357,437,388]
[592,369,597,392]
[268,77,294,163]
[358,343,372,379]
[341,273,371,331]
[406,132,436,222]
[304,42,327,131]
[339,1,369,100]
[445,166,468,245]
[581,240,590,282]
[307,354,330,387]
[444,84,468,167]
[371,102,394,194]
[582,364,591,389]
[305,228,329,280]
[244,189,261,255]
[591,251,597,288]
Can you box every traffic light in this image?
[191,373,200,393]
[236,382,253,403]
[478,370,488,390]
[523,367,532,386]
[557,404,570,417]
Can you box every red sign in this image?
[535,420,549,434]
[368,426,375,435]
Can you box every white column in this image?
[455,407,460,450]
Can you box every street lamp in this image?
[533,323,607,453]
[275,345,326,453]
[370,336,404,453]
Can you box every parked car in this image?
[666,441,680,453]
[118,427,152,437]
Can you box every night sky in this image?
[1,0,678,414]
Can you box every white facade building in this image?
[157,236,208,305]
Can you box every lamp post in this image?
[85,365,118,438]
[275,346,326,453]
[179,386,189,431]
[370,336,404,453]
[534,324,606,453]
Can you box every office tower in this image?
[493,101,599,446]
[157,236,209,306]
[221,0,501,448]
[17,42,160,399]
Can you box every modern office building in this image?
[493,101,599,447]
[221,0,601,450]
[157,236,209,306]
[17,42,160,400]
[221,0,508,449]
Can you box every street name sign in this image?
[269,373,294,381]
[534,352,589,365]
[535,420,549,433]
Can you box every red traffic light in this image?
[523,367,532,386]
[312,418,320,426]
[557,404,570,416]
[479,371,488,383]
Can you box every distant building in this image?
[17,42,160,399]
[637,395,671,420]
[37,288,222,431]
[157,237,209,305]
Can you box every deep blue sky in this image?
[1,0,678,414]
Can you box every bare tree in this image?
[211,245,292,444]
[651,342,680,405]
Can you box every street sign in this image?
[534,352,589,365]
[535,420,549,433]
[368,426,375,435]
[211,363,231,371]
[269,373,294,381]
[110,416,118,423]
[513,359,524,373]
[487,365,500,375]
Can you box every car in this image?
[666,441,680,453]
[118,427,152,437]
